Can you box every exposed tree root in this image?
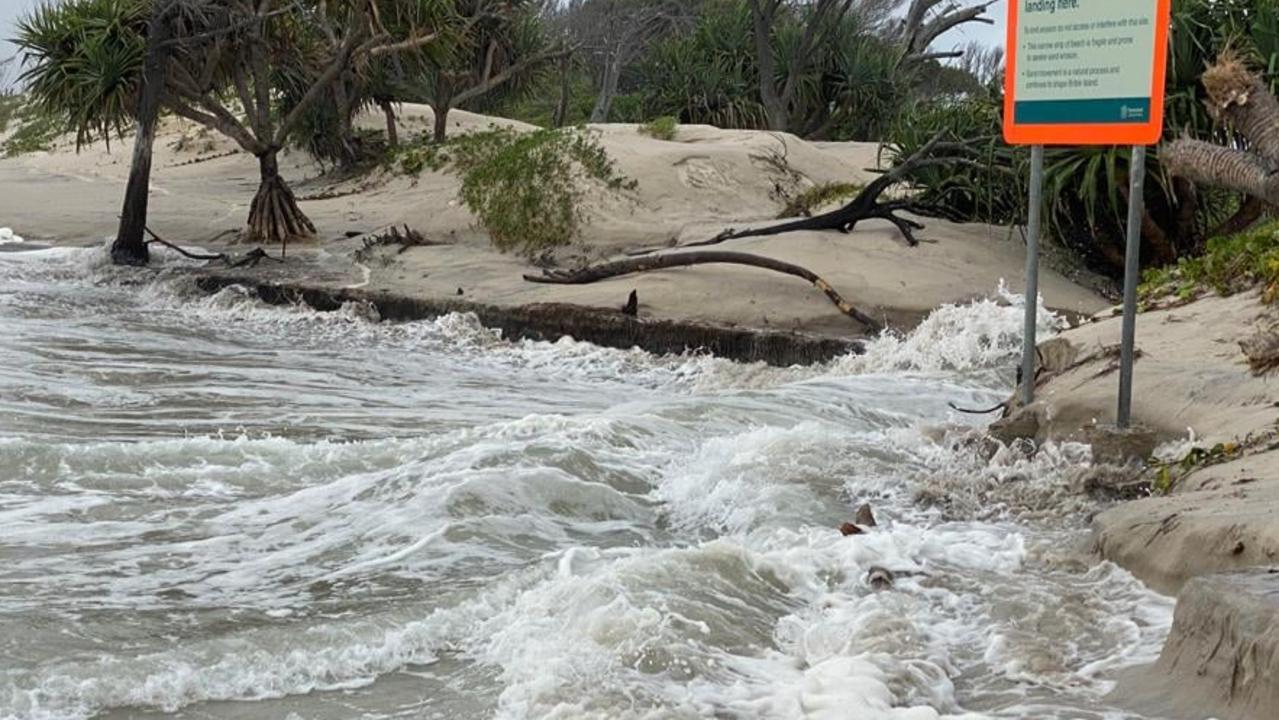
[244,171,316,257]
[524,250,882,331]
[142,224,227,262]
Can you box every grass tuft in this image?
[777,182,862,218]
[638,116,678,141]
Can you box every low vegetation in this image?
[2,102,64,157]
[1140,221,1279,305]
[396,126,636,257]
[777,182,863,219]
[1150,441,1243,495]
[0,94,21,134]
[638,116,677,141]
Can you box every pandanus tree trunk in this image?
[111,1,171,266]
[245,151,314,254]
[378,98,399,149]
[433,105,450,144]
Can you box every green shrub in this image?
[2,105,64,157]
[0,94,22,134]
[1140,220,1279,304]
[777,182,862,218]
[395,126,636,256]
[638,116,678,141]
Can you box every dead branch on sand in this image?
[629,133,981,257]
[523,250,882,331]
[141,224,281,267]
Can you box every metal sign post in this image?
[1117,146,1148,427]
[1020,145,1045,406]
[1004,0,1171,424]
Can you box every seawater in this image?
[0,244,1173,720]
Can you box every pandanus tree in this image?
[420,0,569,143]
[743,0,992,133]
[16,0,447,264]
[278,0,453,168]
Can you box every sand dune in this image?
[0,104,1108,335]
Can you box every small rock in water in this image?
[988,406,1040,444]
[854,503,876,527]
[839,522,864,536]
[456,287,464,296]
[866,566,894,590]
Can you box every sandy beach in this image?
[2,105,1109,335]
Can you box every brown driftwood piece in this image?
[141,223,280,267]
[142,224,227,262]
[523,250,882,331]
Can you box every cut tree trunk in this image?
[112,1,172,267]
[245,151,315,255]
[589,57,621,123]
[1203,57,1279,165]
[1210,195,1266,239]
[433,105,451,144]
[1164,56,1279,221]
[524,250,882,331]
[379,99,399,149]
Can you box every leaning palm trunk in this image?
[112,0,173,266]
[1162,54,1279,215]
[1162,139,1279,206]
[1202,54,1279,164]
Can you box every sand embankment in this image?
[1000,289,1279,720]
[0,103,1107,339]
[995,290,1278,596]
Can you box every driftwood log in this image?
[524,250,882,331]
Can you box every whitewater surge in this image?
[0,244,1171,720]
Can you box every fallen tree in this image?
[641,132,977,254]
[523,250,882,331]
[1162,53,1279,219]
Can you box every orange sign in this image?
[1003,0,1171,146]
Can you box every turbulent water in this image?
[0,245,1174,720]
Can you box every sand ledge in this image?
[193,272,864,366]
[1109,570,1279,720]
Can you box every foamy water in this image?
[0,245,1171,719]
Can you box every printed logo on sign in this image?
[1120,104,1145,121]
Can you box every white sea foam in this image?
[0,253,1172,720]
[835,281,1064,376]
